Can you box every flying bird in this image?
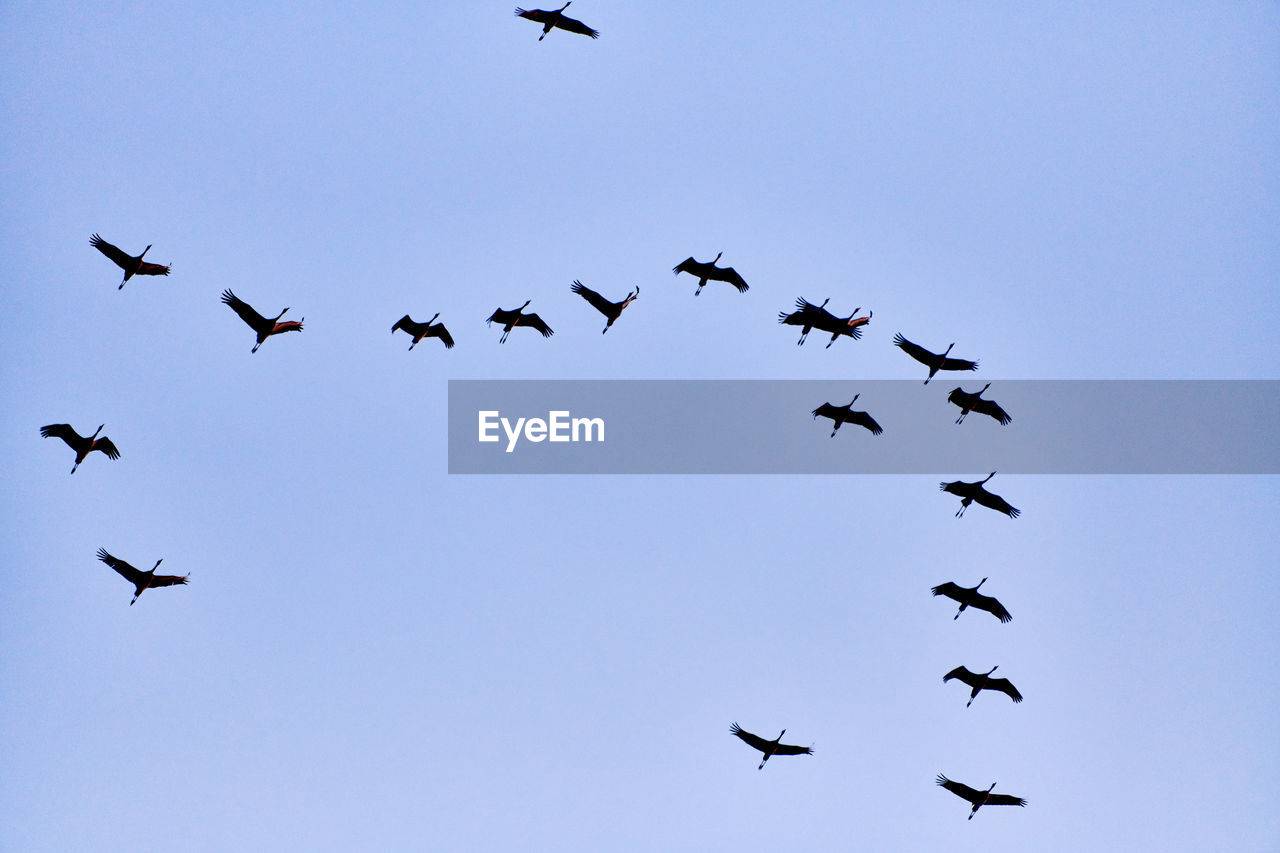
[392,313,455,350]
[221,289,304,353]
[90,234,170,289]
[779,298,871,347]
[673,253,749,295]
[487,301,553,343]
[936,775,1026,819]
[812,395,883,437]
[893,334,978,384]
[571,281,637,333]
[730,723,813,770]
[943,665,1023,707]
[932,578,1012,623]
[940,472,1019,518]
[40,423,120,474]
[515,3,598,40]
[948,383,1011,425]
[95,548,189,606]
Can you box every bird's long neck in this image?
[274,308,289,322]
[943,343,955,358]
[520,300,531,311]
[820,298,830,308]
[976,577,987,590]
[558,1,570,11]
[980,383,990,394]
[775,729,785,743]
[150,559,163,575]
[713,252,723,264]
[985,666,999,676]
[848,395,859,407]
[982,472,996,484]
[140,244,152,259]
[429,313,440,324]
[91,425,104,440]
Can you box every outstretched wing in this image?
[974,489,1019,518]
[135,260,170,276]
[430,323,455,348]
[148,573,190,589]
[487,307,519,327]
[89,234,132,271]
[989,677,1023,702]
[571,280,613,315]
[940,355,978,372]
[931,581,964,601]
[893,333,936,366]
[712,266,749,292]
[40,423,82,448]
[392,315,425,336]
[985,792,1026,807]
[973,398,1011,425]
[973,592,1012,622]
[848,410,882,435]
[555,13,598,37]
[772,742,813,756]
[221,289,270,333]
[96,548,145,584]
[936,774,984,804]
[672,257,699,276]
[942,666,978,686]
[812,403,840,420]
[272,320,303,334]
[514,7,553,23]
[947,388,974,409]
[518,312,554,337]
[92,437,121,460]
[729,723,771,753]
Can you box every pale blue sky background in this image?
[2,2,1278,850]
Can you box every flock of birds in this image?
[40,5,1033,823]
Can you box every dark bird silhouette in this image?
[948,383,1011,425]
[940,472,1019,518]
[90,234,170,289]
[571,281,637,333]
[893,334,978,384]
[221,289,304,353]
[943,665,1023,707]
[779,298,871,347]
[515,2,598,40]
[40,423,120,474]
[730,723,813,770]
[673,253,749,295]
[487,300,554,343]
[95,548,189,606]
[936,775,1026,819]
[932,578,1012,623]
[812,395,883,437]
[392,313,455,350]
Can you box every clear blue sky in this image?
[2,2,1278,850]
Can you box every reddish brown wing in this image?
[148,574,189,588]
[135,260,170,276]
